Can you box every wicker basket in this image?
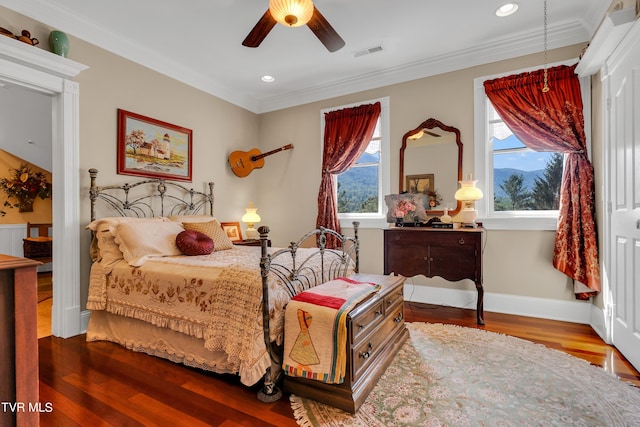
[23,237,53,260]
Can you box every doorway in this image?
[0,38,87,338]
[0,85,54,336]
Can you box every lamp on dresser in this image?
[455,175,483,227]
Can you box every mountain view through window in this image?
[337,120,381,214]
[489,105,563,211]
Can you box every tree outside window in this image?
[336,121,381,214]
[489,103,563,213]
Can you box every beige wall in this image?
[2,5,597,307]
[72,40,260,304]
[258,44,587,301]
[1,7,260,305]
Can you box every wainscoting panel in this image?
[0,224,27,257]
[0,224,52,271]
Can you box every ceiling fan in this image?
[242,0,345,53]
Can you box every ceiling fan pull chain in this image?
[542,0,550,93]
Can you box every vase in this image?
[18,197,34,212]
[395,217,404,227]
[49,30,69,57]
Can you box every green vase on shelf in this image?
[49,30,69,57]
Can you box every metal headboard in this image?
[89,168,214,221]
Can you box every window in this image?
[321,97,390,228]
[473,63,591,230]
[489,102,564,212]
[336,121,380,214]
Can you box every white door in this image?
[606,22,640,371]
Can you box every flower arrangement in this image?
[1,163,51,214]
[393,198,417,220]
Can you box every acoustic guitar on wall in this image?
[228,144,294,177]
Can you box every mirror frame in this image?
[399,118,463,216]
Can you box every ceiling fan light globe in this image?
[269,0,314,28]
[285,15,298,26]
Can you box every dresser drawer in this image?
[284,273,408,414]
[349,299,384,343]
[384,285,404,313]
[421,232,480,248]
[388,302,405,326]
[351,310,404,379]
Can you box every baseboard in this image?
[589,304,610,344]
[404,283,593,325]
[76,294,607,342]
[80,309,90,334]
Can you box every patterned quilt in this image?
[87,245,354,382]
[282,277,380,384]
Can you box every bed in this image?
[85,168,359,402]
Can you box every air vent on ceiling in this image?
[354,45,383,58]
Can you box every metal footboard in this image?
[256,222,360,402]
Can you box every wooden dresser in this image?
[284,273,408,413]
[384,227,485,324]
[0,254,40,427]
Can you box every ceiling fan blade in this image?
[307,6,345,52]
[242,9,277,48]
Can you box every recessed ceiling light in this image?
[261,75,275,83]
[496,3,519,17]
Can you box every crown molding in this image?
[0,0,593,114]
[254,20,590,113]
[0,0,259,111]
[575,7,637,77]
[0,35,87,80]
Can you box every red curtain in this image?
[316,102,381,248]
[484,64,600,299]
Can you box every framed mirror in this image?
[399,118,463,216]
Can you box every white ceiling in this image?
[1,0,609,113]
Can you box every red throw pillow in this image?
[175,230,214,256]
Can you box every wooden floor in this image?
[37,303,640,426]
[37,272,53,339]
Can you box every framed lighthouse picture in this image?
[117,109,193,182]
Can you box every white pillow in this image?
[86,217,169,265]
[168,214,215,223]
[86,216,170,232]
[113,220,185,266]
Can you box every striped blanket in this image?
[282,277,381,384]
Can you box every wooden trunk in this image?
[284,273,408,413]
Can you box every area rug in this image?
[290,322,640,426]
